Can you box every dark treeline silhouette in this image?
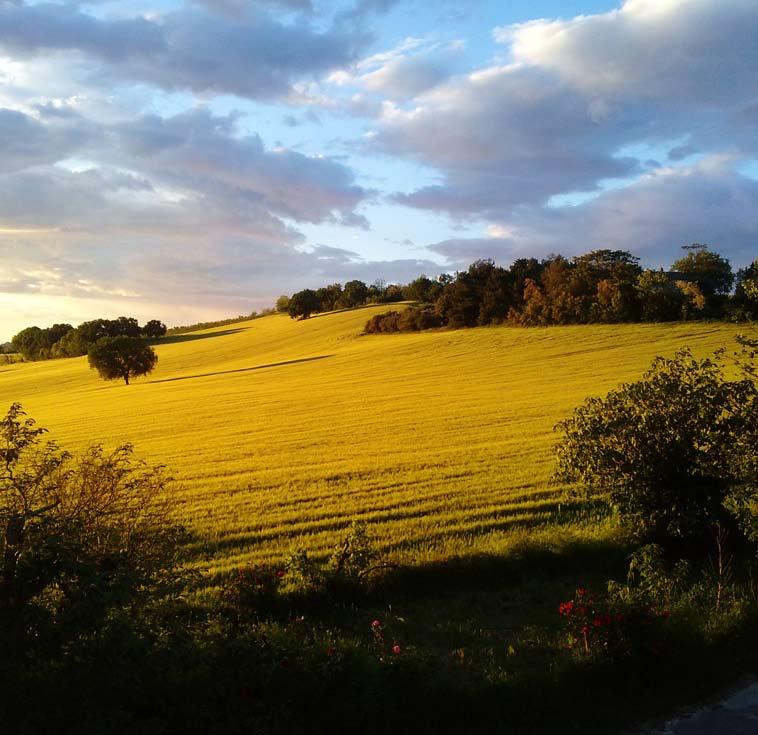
[281,245,757,332]
[11,317,167,361]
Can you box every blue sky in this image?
[1,0,757,339]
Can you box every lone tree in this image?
[88,336,158,385]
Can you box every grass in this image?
[1,311,754,732]
[0,310,745,580]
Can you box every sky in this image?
[1,0,757,340]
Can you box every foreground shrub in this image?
[0,402,188,654]
[555,347,757,548]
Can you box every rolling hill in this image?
[0,308,745,580]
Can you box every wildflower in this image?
[371,619,381,629]
[276,569,285,578]
[392,644,401,655]
[558,601,574,616]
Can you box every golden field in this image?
[0,308,745,580]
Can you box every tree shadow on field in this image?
[303,303,400,320]
[374,534,629,601]
[150,328,248,345]
[148,354,335,384]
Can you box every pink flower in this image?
[392,644,401,655]
[371,619,381,629]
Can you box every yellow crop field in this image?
[0,309,745,581]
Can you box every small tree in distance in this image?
[88,336,158,385]
[288,289,321,320]
[142,319,167,339]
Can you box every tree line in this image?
[10,316,166,361]
[276,246,757,332]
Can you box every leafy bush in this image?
[0,403,188,654]
[286,522,391,597]
[558,583,673,659]
[364,311,402,334]
[555,348,757,547]
[222,563,286,617]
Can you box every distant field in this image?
[0,309,745,580]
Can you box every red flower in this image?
[276,569,285,578]
[592,617,603,627]
[371,619,382,629]
[392,644,401,655]
[559,600,574,616]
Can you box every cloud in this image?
[501,0,758,107]
[330,37,464,104]
[368,0,758,223]
[374,64,640,217]
[0,107,90,172]
[0,3,362,101]
[107,108,371,226]
[425,157,758,270]
[193,0,313,16]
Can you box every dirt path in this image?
[641,681,758,734]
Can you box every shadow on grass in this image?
[148,327,248,346]
[148,354,335,384]
[302,303,402,320]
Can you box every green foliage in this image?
[636,270,685,321]
[285,522,386,597]
[555,348,757,546]
[142,319,167,338]
[11,323,74,360]
[672,245,734,297]
[87,335,158,385]
[342,280,369,308]
[288,288,322,319]
[275,294,290,312]
[0,403,187,653]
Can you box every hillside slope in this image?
[0,309,744,575]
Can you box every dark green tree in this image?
[341,280,369,308]
[671,245,734,297]
[315,283,343,312]
[636,270,685,321]
[288,289,322,320]
[142,319,167,339]
[87,336,158,385]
